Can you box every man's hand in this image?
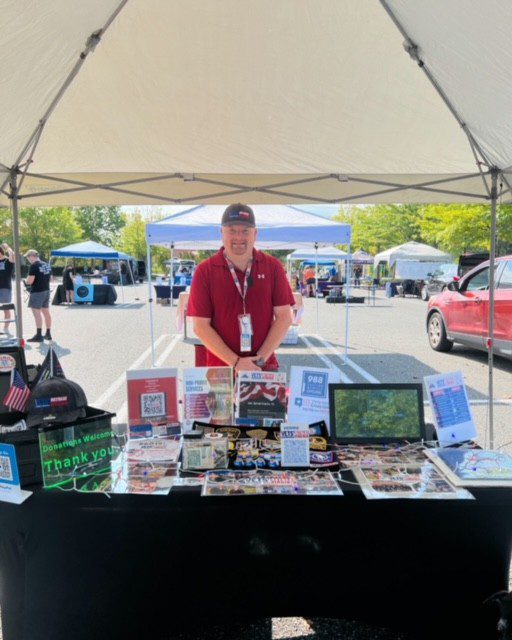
[235,356,262,372]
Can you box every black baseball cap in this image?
[221,203,256,227]
[26,378,88,428]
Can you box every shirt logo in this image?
[257,274,265,279]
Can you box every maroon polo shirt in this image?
[187,248,295,369]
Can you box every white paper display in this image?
[288,366,341,433]
[424,371,477,446]
[280,424,310,468]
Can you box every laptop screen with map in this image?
[329,383,426,444]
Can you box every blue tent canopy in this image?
[51,241,135,262]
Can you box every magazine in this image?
[236,371,287,424]
[425,447,512,487]
[335,444,428,469]
[352,462,474,500]
[183,367,233,430]
[202,469,342,496]
[126,367,179,438]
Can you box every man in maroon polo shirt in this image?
[187,204,295,372]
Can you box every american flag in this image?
[3,369,31,412]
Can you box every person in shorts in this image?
[0,243,15,334]
[62,264,75,304]
[24,249,52,342]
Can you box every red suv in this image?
[426,255,512,359]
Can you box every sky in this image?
[121,203,341,220]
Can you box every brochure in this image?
[425,447,512,487]
[424,371,477,445]
[125,436,181,463]
[202,469,342,496]
[183,367,233,430]
[0,443,32,504]
[236,371,287,424]
[280,423,310,467]
[126,367,179,438]
[288,366,341,433]
[353,462,474,500]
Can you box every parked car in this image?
[426,255,512,359]
[420,263,458,301]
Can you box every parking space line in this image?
[91,334,169,407]
[299,335,353,382]
[309,334,380,383]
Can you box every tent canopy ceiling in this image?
[1,1,511,206]
[50,240,135,261]
[145,205,351,250]
[373,241,452,268]
[287,247,348,261]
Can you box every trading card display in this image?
[202,469,342,496]
[426,448,512,487]
[237,371,287,424]
[335,443,427,469]
[352,462,474,500]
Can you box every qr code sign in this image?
[0,454,13,481]
[140,392,166,418]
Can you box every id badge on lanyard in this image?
[239,313,253,352]
[224,252,254,353]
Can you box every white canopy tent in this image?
[145,205,351,360]
[374,241,452,269]
[286,247,348,262]
[1,1,511,444]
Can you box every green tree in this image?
[20,207,83,260]
[0,207,13,244]
[73,206,125,246]
[335,204,423,254]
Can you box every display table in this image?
[154,284,187,301]
[0,480,509,640]
[51,284,117,305]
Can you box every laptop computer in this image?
[328,383,426,444]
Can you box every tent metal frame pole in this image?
[344,242,351,363]
[169,243,175,308]
[487,168,499,449]
[118,258,124,303]
[314,243,319,334]
[146,243,156,367]
[8,169,23,340]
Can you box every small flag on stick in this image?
[3,369,31,412]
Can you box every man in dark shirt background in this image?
[24,249,52,342]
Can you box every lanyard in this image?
[224,250,253,314]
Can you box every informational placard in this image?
[288,366,341,432]
[280,423,310,468]
[236,371,286,424]
[0,443,32,504]
[183,367,233,430]
[424,371,476,445]
[127,368,179,438]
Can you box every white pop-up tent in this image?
[374,241,452,269]
[1,1,512,444]
[145,205,351,359]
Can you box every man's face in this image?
[221,224,257,258]
[26,255,37,264]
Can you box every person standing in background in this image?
[24,249,52,342]
[0,243,15,334]
[62,264,75,305]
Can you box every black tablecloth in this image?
[52,284,117,305]
[154,284,187,300]
[0,479,510,640]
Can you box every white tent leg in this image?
[8,170,23,339]
[487,168,498,449]
[314,243,319,333]
[169,244,175,308]
[344,244,351,363]
[147,244,156,367]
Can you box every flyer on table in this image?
[126,368,179,438]
[288,366,341,433]
[183,367,233,430]
[423,371,476,445]
[236,371,287,422]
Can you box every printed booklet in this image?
[236,371,287,425]
[126,368,179,438]
[183,367,233,430]
[425,447,512,487]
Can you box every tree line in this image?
[334,203,512,257]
